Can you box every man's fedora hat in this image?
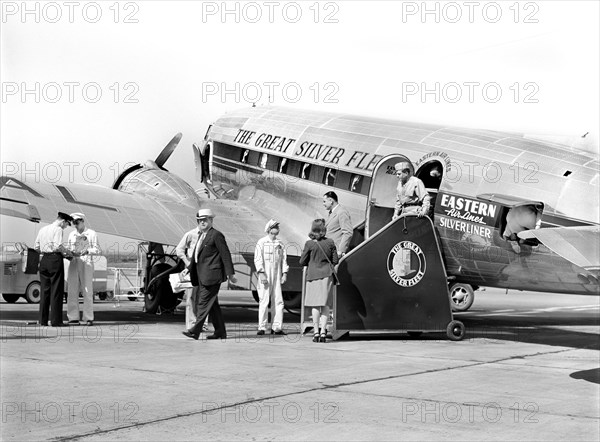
[196,208,216,219]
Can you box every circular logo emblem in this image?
[387,241,426,287]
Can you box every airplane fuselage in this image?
[205,106,599,296]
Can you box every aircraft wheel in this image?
[283,291,302,309]
[25,281,41,304]
[145,263,180,314]
[446,320,465,341]
[2,293,20,303]
[127,291,137,301]
[449,283,475,312]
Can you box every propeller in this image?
[154,133,183,169]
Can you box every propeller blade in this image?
[155,133,182,168]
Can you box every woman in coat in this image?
[299,219,338,343]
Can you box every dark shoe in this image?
[270,329,274,334]
[273,330,286,335]
[85,321,93,326]
[68,320,80,325]
[206,334,226,340]
[182,331,199,340]
[319,332,327,343]
[257,330,265,335]
[312,333,320,343]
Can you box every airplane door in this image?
[366,154,413,239]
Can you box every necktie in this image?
[194,232,206,261]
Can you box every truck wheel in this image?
[446,320,465,341]
[25,281,41,304]
[449,283,475,312]
[2,293,20,303]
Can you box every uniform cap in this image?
[70,212,85,221]
[394,161,413,172]
[196,208,215,219]
[57,212,74,224]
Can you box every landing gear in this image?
[446,320,466,341]
[144,262,182,314]
[449,283,475,312]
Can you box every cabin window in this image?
[349,174,363,193]
[285,159,303,178]
[259,153,268,169]
[240,149,250,164]
[278,158,288,174]
[300,163,312,180]
[323,168,337,186]
[212,141,240,161]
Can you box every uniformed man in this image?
[66,212,100,326]
[392,162,431,220]
[34,212,74,327]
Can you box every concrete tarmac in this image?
[1,289,598,441]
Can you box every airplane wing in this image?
[1,176,197,245]
[1,176,303,253]
[518,226,600,271]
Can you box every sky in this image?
[1,0,599,254]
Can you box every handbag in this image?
[169,270,193,292]
[315,240,341,286]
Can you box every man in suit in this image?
[182,209,237,340]
[34,212,74,327]
[323,191,353,258]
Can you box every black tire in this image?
[449,283,475,312]
[282,291,302,309]
[251,290,259,303]
[2,293,20,303]
[25,281,41,304]
[446,320,465,341]
[98,292,108,301]
[145,263,180,314]
[127,291,137,302]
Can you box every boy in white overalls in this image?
[254,220,289,335]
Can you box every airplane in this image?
[1,106,599,323]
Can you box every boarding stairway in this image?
[301,154,465,341]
